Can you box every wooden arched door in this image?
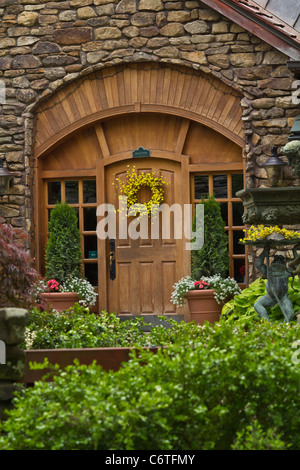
[99,156,189,316]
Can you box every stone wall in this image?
[0,0,299,234]
[0,308,28,420]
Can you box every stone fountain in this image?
[237,140,300,323]
[237,59,300,322]
[237,141,300,227]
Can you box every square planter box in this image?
[185,289,222,324]
[24,347,160,385]
[40,292,79,312]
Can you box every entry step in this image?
[118,315,185,332]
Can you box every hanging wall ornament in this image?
[114,166,168,217]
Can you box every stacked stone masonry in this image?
[0,308,28,420]
[0,0,299,234]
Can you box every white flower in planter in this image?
[171,274,241,307]
[62,277,98,308]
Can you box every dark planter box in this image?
[24,347,160,384]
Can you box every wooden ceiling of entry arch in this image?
[40,113,243,172]
[34,63,245,159]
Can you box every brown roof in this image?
[200,0,300,60]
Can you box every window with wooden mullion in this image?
[191,172,246,283]
[45,178,98,286]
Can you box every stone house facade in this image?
[0,0,299,315]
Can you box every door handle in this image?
[109,239,116,280]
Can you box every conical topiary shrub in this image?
[191,195,229,279]
[45,202,82,284]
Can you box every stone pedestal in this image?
[237,187,300,226]
[0,308,28,420]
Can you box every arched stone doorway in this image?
[33,63,245,317]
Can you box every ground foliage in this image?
[1,318,300,450]
[24,306,153,349]
[222,276,300,323]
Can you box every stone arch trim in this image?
[34,63,245,158]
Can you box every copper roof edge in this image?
[200,0,300,60]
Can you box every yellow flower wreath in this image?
[114,166,168,217]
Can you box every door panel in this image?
[117,263,131,314]
[161,261,177,313]
[105,158,185,316]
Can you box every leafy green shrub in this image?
[231,420,288,450]
[222,277,300,323]
[28,304,252,351]
[2,319,300,450]
[24,305,151,349]
[45,202,82,284]
[24,306,209,350]
[146,317,209,346]
[191,195,229,278]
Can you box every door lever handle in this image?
[109,239,116,280]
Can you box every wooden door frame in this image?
[96,151,191,315]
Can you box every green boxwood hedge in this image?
[24,305,213,349]
[24,306,150,349]
[2,319,300,450]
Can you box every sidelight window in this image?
[45,179,98,286]
[192,172,246,284]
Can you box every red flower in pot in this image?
[194,280,210,290]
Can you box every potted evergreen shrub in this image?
[191,195,229,279]
[41,202,83,312]
[171,195,240,324]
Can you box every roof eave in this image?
[200,0,300,61]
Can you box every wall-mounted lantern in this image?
[262,146,287,187]
[0,159,14,195]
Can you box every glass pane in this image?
[84,207,97,232]
[233,230,245,254]
[220,203,228,226]
[232,174,244,198]
[84,263,98,286]
[47,181,61,205]
[194,175,209,199]
[84,235,98,259]
[234,258,246,283]
[83,180,96,203]
[232,202,244,226]
[65,181,79,204]
[213,175,227,198]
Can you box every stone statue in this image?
[288,243,300,277]
[281,140,300,177]
[254,245,295,323]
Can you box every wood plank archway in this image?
[34,63,244,159]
